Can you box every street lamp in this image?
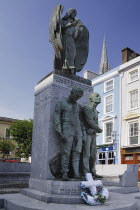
[111,131,119,164]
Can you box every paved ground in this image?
[0,191,139,210]
[0,183,140,209]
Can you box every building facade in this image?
[119,56,140,179]
[83,47,140,170]
[0,117,17,159]
[91,67,120,165]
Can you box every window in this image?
[129,69,138,82]
[130,89,138,109]
[108,151,114,164]
[4,151,11,156]
[105,95,113,113]
[98,152,105,164]
[129,122,139,145]
[105,121,113,143]
[99,152,105,160]
[104,79,114,92]
[125,154,133,160]
[5,129,10,138]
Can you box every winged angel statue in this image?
[49,5,89,74]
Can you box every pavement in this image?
[1,190,140,210]
[0,183,140,209]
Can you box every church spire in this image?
[99,36,110,75]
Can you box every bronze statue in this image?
[82,93,102,178]
[54,87,84,180]
[49,5,89,74]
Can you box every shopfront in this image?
[121,147,140,180]
[97,146,115,165]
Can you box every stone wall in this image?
[0,162,30,172]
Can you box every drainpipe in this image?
[119,71,124,164]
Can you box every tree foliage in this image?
[10,119,33,158]
[0,140,16,158]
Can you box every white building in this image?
[119,55,140,179]
[84,47,140,178]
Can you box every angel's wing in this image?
[74,20,89,72]
[49,5,64,59]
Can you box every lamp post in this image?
[111,131,119,164]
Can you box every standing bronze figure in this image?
[82,93,102,178]
[54,87,84,180]
[49,5,89,74]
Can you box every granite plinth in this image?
[21,188,84,204]
[30,72,93,183]
[20,179,139,204]
[107,186,139,194]
[37,70,92,86]
[22,179,84,204]
[29,179,82,195]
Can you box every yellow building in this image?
[0,117,18,159]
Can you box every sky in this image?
[0,0,140,120]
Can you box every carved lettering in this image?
[60,188,81,195]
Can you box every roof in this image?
[0,117,19,123]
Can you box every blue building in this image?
[83,40,140,166]
[84,37,121,164]
[92,67,120,164]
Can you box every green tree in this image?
[10,119,33,158]
[0,140,16,158]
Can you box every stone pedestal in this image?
[25,72,93,203]
[21,180,84,204]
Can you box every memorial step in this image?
[0,192,138,210]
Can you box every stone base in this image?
[0,191,139,210]
[107,186,139,194]
[20,179,140,204]
[21,188,83,204]
[29,178,82,195]
[21,185,139,205]
[24,179,84,204]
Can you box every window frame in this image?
[104,78,114,93]
[128,121,139,145]
[103,120,114,144]
[98,152,106,160]
[128,69,139,84]
[129,89,139,110]
[108,151,114,159]
[104,94,114,114]
[4,128,12,139]
[4,151,12,156]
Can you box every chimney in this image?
[121,47,140,64]
[83,70,99,80]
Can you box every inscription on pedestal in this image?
[60,188,81,195]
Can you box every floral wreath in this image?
[80,173,109,206]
